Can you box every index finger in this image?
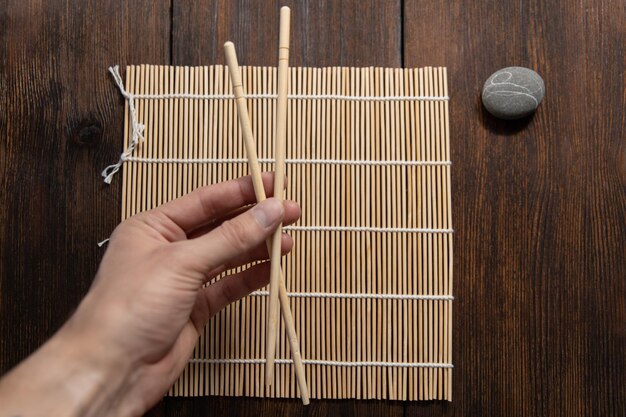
[155,173,276,232]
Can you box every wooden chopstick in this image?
[224,40,310,405]
[267,5,291,386]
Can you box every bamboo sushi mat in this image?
[107,64,453,401]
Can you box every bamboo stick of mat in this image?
[267,6,291,385]
[224,41,310,405]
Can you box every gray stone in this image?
[482,67,545,120]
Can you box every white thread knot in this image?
[102,66,145,184]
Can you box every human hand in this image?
[0,173,300,417]
[89,173,300,413]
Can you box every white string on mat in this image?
[284,225,454,234]
[102,65,451,183]
[189,358,454,369]
[128,91,450,102]
[97,225,452,247]
[122,155,452,167]
[249,290,454,301]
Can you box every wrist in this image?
[0,312,139,417]
[55,320,136,416]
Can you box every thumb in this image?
[178,198,284,275]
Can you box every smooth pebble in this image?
[482,67,545,120]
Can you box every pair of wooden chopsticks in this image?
[224,7,309,405]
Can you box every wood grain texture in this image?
[404,0,626,416]
[1,0,624,416]
[0,0,170,378]
[172,0,401,67]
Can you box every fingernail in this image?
[253,198,284,228]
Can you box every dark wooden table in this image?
[2,1,624,416]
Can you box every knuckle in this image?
[196,189,217,220]
[219,218,251,252]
